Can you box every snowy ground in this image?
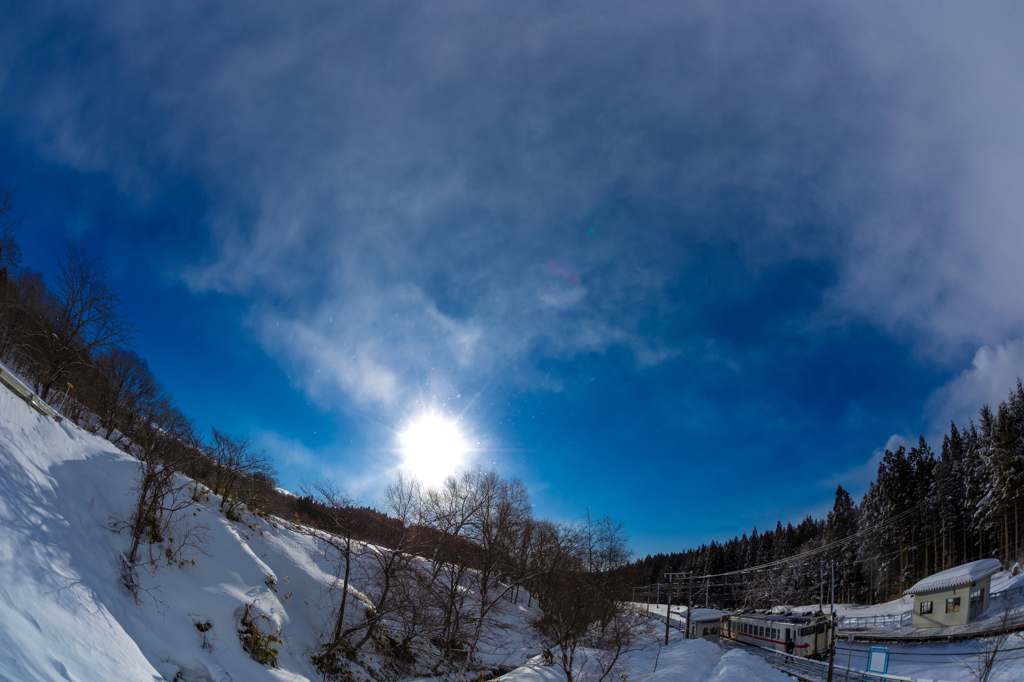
[492,636,793,682]
[6,378,1024,682]
[0,378,535,681]
[628,605,1024,681]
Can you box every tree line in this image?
[633,381,1024,609]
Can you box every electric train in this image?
[721,609,833,658]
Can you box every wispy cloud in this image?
[3,0,1024,420]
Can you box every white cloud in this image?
[926,339,1024,433]
[819,433,910,497]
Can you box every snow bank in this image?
[491,638,792,682]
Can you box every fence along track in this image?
[732,643,919,682]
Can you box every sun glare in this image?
[398,415,468,487]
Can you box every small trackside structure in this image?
[684,608,726,641]
[905,558,1001,628]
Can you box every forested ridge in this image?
[634,383,1024,609]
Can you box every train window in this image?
[816,623,825,634]
[946,597,961,613]
[759,626,765,637]
[920,601,933,615]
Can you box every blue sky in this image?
[3,1,1024,556]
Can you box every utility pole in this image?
[664,576,673,646]
[819,559,824,611]
[686,576,693,639]
[826,560,837,682]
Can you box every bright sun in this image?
[398,415,468,487]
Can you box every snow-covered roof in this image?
[904,559,1002,596]
[686,608,726,622]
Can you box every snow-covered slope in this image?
[0,382,839,682]
[0,383,541,681]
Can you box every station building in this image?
[904,558,1001,628]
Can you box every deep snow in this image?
[0,380,801,682]
[8,379,1023,682]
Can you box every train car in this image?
[721,609,832,658]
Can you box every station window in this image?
[920,601,933,615]
[946,597,961,613]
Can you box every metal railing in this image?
[0,358,61,422]
[758,649,917,682]
[838,612,913,630]
[991,584,1024,601]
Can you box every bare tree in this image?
[0,189,27,358]
[531,513,645,682]
[293,479,361,663]
[966,604,1024,682]
[94,346,157,445]
[119,390,207,597]
[0,185,21,281]
[301,473,428,680]
[207,428,277,518]
[33,243,136,401]
[420,472,483,669]
[460,470,533,670]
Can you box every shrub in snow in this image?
[238,601,281,667]
[311,645,361,682]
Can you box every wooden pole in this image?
[827,561,836,682]
[665,578,672,646]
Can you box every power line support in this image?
[826,560,836,682]
[664,575,672,646]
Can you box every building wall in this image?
[688,618,721,641]
[911,576,992,628]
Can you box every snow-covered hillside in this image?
[0,381,544,681]
[0,382,827,682]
